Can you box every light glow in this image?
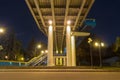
[5,56,8,59]
[37,44,41,49]
[67,20,71,25]
[0,28,4,33]
[56,50,58,54]
[88,38,92,43]
[95,42,99,46]
[45,50,48,53]
[21,57,24,61]
[48,20,52,25]
[41,50,44,54]
[101,42,104,47]
[60,50,62,54]
[56,58,59,65]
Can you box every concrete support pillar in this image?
[71,36,76,66]
[66,26,72,66]
[47,25,54,66]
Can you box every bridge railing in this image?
[0,53,47,66]
[26,53,47,66]
[0,60,27,66]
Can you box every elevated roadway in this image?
[25,0,95,66]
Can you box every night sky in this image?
[0,0,120,47]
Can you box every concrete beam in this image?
[50,0,58,52]
[34,0,47,34]
[71,32,90,36]
[73,0,86,30]
[25,0,45,34]
[79,0,95,27]
[62,0,71,50]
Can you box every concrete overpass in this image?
[25,0,95,66]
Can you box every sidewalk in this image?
[0,66,120,72]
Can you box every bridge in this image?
[25,0,95,66]
[0,1,120,80]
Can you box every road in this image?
[0,71,120,80]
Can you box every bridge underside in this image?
[26,0,94,66]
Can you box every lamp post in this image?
[41,50,44,54]
[0,28,4,33]
[95,42,104,68]
[35,44,42,57]
[0,28,5,44]
[88,38,93,68]
[5,55,8,60]
[0,28,5,60]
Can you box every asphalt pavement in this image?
[0,71,120,80]
[0,69,120,80]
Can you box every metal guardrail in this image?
[0,53,47,66]
[26,53,47,66]
[0,60,27,66]
[33,54,47,66]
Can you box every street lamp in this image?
[21,57,24,61]
[5,55,8,60]
[45,50,48,53]
[48,20,52,25]
[35,44,42,57]
[88,38,93,68]
[37,44,41,49]
[0,28,4,33]
[94,42,104,68]
[0,28,5,52]
[67,20,71,25]
[41,50,44,54]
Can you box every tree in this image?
[112,37,120,57]
[26,37,36,61]
[0,30,25,61]
[76,36,90,66]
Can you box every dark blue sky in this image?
[0,0,47,47]
[88,0,120,45]
[0,0,120,47]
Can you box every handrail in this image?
[32,54,47,66]
[0,53,47,66]
[26,53,47,66]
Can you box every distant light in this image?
[41,50,44,54]
[48,20,52,25]
[21,57,24,61]
[88,38,92,43]
[56,50,58,54]
[67,20,71,25]
[88,38,92,42]
[60,50,62,54]
[0,28,4,33]
[101,42,104,47]
[37,44,41,49]
[95,42,99,46]
[5,56,8,59]
[45,50,48,53]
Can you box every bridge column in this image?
[48,25,54,66]
[66,26,72,66]
[71,36,76,66]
